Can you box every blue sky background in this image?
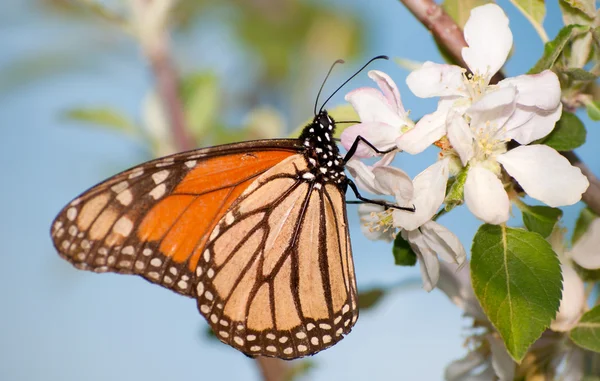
[1,1,598,380]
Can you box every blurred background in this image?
[1,0,598,380]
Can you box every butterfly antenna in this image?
[314,59,345,116]
[318,55,389,113]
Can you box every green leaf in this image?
[471,225,562,361]
[570,305,600,353]
[63,107,137,133]
[586,100,600,121]
[508,0,548,42]
[529,25,590,74]
[357,288,387,310]
[560,67,598,81]
[393,233,417,266]
[562,0,596,19]
[573,207,599,245]
[285,360,316,381]
[180,72,220,142]
[559,0,595,26]
[541,111,586,151]
[445,167,468,211]
[442,0,492,28]
[519,204,563,238]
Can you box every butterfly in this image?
[50,56,413,360]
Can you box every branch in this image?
[255,357,290,381]
[398,0,600,215]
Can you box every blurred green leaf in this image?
[285,360,316,381]
[541,111,586,151]
[357,288,387,310]
[180,72,220,142]
[445,167,468,211]
[561,0,596,18]
[529,25,590,74]
[508,0,547,42]
[443,0,491,28]
[63,107,137,134]
[573,207,598,245]
[560,67,598,81]
[570,305,600,353]
[585,99,600,120]
[519,204,563,238]
[471,225,562,361]
[393,233,417,266]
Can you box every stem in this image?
[398,0,600,215]
[255,357,289,381]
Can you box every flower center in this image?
[462,71,490,103]
[364,209,396,234]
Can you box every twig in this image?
[255,357,290,381]
[397,0,600,215]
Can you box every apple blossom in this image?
[569,217,600,270]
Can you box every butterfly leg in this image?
[345,180,415,212]
[342,135,396,163]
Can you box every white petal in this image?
[550,264,585,332]
[570,218,600,269]
[488,335,515,381]
[502,103,562,144]
[467,87,517,133]
[498,70,561,110]
[345,159,380,195]
[372,166,414,203]
[358,203,395,242]
[445,352,487,381]
[447,109,474,165]
[368,70,405,114]
[462,4,512,78]
[341,122,401,158]
[345,87,404,126]
[406,62,468,98]
[497,145,589,207]
[464,165,510,224]
[393,159,449,231]
[405,230,440,292]
[420,220,467,265]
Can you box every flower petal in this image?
[368,70,405,114]
[462,4,512,79]
[502,103,562,144]
[404,229,440,291]
[464,165,510,224]
[570,218,600,270]
[498,70,561,110]
[372,166,414,203]
[393,159,449,231]
[445,352,487,381]
[345,87,404,126]
[345,159,380,195]
[358,203,395,242]
[488,335,516,381]
[341,122,401,157]
[497,145,589,207]
[550,264,585,332]
[447,109,474,165]
[406,61,467,98]
[420,220,467,265]
[467,86,517,132]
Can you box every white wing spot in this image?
[66,207,77,221]
[323,335,332,344]
[142,248,152,256]
[135,261,145,270]
[334,316,342,324]
[250,346,261,352]
[203,249,210,262]
[342,304,350,313]
[149,183,166,199]
[150,258,162,267]
[336,328,343,336]
[211,314,218,323]
[207,268,215,278]
[205,291,214,301]
[114,216,134,237]
[307,323,315,331]
[177,280,188,289]
[70,198,81,206]
[169,267,178,276]
[196,267,203,276]
[81,240,90,250]
[319,323,331,330]
[344,319,350,327]
[296,332,306,339]
[319,168,327,174]
[311,337,319,345]
[181,275,189,281]
[219,320,229,327]
[266,346,276,352]
[266,333,275,340]
[164,276,173,284]
[302,172,315,180]
[152,170,170,184]
[196,282,204,295]
[77,252,86,260]
[121,245,134,255]
[298,345,308,352]
[156,158,174,167]
[279,336,288,343]
[283,348,293,355]
[225,212,235,225]
[111,181,128,193]
[247,335,256,341]
[68,226,78,236]
[234,336,244,345]
[314,183,322,190]
[128,168,144,179]
[184,160,197,168]
[116,189,133,206]
[148,272,159,280]
[209,225,220,240]
[56,228,65,238]
[200,304,210,314]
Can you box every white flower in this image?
[399,4,562,156]
[341,70,414,158]
[550,263,585,332]
[569,217,600,270]
[351,159,466,291]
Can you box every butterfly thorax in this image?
[299,110,346,187]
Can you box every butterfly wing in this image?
[51,140,300,296]
[195,154,358,359]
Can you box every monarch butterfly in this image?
[50,56,413,360]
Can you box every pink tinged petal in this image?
[570,218,600,269]
[551,264,585,332]
[502,103,562,144]
[462,4,512,79]
[358,203,395,242]
[404,230,440,292]
[420,220,467,265]
[497,145,589,207]
[467,86,517,132]
[445,352,487,381]
[464,165,510,224]
[447,109,474,165]
[372,166,414,203]
[396,111,447,154]
[345,87,404,126]
[406,61,468,98]
[345,159,380,195]
[373,151,396,167]
[393,159,449,231]
[368,70,405,114]
[488,335,516,381]
[498,70,561,110]
[340,122,401,158]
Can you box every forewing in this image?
[51,140,299,297]
[195,155,358,359]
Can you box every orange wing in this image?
[51,140,299,297]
